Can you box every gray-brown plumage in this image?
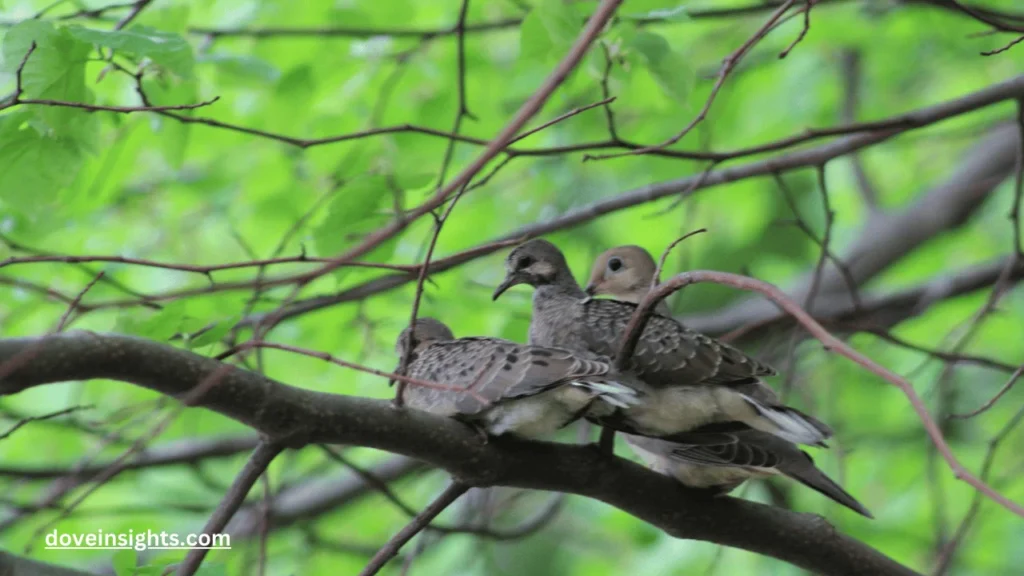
[395,318,640,438]
[584,245,779,404]
[584,246,871,517]
[627,432,872,517]
[493,239,831,447]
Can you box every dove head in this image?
[584,245,658,304]
[492,239,576,300]
[395,317,455,356]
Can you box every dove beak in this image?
[583,283,598,296]
[492,273,522,301]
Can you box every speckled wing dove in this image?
[584,245,780,404]
[394,317,641,438]
[583,246,870,517]
[492,239,831,447]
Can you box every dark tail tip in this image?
[789,453,874,519]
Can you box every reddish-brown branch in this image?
[619,270,1024,518]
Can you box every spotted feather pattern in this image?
[402,336,639,417]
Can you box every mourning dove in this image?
[492,239,831,447]
[584,245,780,404]
[584,245,672,316]
[394,317,641,438]
[584,246,871,517]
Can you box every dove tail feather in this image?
[740,395,833,446]
[782,455,874,518]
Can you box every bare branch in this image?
[358,481,469,576]
[949,366,1024,419]
[177,440,284,576]
[0,332,922,575]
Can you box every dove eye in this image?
[516,256,535,270]
[607,257,623,272]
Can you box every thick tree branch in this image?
[0,332,919,576]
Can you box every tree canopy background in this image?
[0,0,1022,575]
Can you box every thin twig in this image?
[395,0,476,406]
[779,0,814,58]
[651,228,708,292]
[358,481,469,576]
[588,0,798,160]
[176,440,284,576]
[54,271,104,332]
[949,366,1024,419]
[0,406,92,441]
[804,164,836,313]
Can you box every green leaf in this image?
[202,53,280,84]
[0,112,86,213]
[1,20,94,138]
[187,315,240,349]
[135,4,190,35]
[111,549,136,576]
[141,72,197,168]
[116,301,206,341]
[313,175,390,258]
[628,31,671,65]
[535,1,580,46]
[67,25,194,78]
[519,10,553,62]
[520,2,580,61]
[626,31,692,103]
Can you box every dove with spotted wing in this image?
[584,245,872,518]
[395,317,640,438]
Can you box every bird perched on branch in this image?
[584,245,872,518]
[492,239,831,447]
[393,317,641,438]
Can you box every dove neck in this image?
[534,279,586,303]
